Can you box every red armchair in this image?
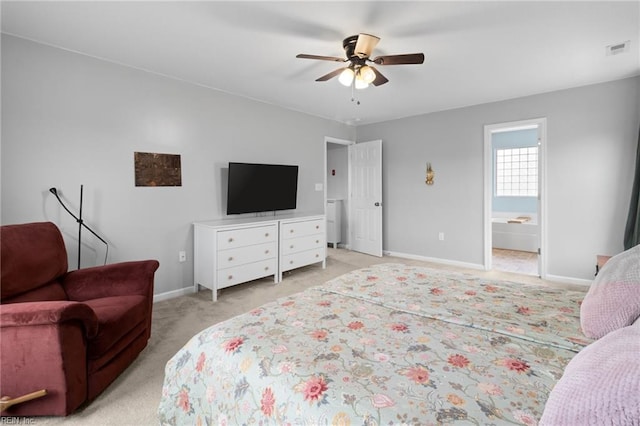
[0,222,159,416]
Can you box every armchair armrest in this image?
[1,301,98,415]
[0,301,98,338]
[62,260,159,301]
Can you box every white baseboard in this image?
[384,250,485,271]
[385,250,593,287]
[153,286,195,303]
[544,274,592,287]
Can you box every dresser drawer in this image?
[217,259,277,290]
[217,224,277,250]
[217,242,277,269]
[281,248,325,273]
[281,219,324,239]
[281,235,324,255]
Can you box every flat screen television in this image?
[226,162,299,215]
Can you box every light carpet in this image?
[29,248,585,425]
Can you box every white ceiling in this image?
[2,1,639,125]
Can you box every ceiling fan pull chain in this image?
[350,81,360,105]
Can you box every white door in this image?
[349,140,383,257]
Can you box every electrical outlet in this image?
[438,232,444,241]
[179,251,186,262]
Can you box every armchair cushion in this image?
[1,222,68,299]
[84,295,147,359]
[2,281,68,304]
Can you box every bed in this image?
[158,263,599,425]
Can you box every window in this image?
[495,147,538,197]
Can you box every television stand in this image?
[193,213,326,301]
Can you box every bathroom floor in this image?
[492,248,538,276]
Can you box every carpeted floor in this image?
[28,248,585,425]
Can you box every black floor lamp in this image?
[49,185,109,269]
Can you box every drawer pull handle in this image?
[228,275,233,280]
[265,266,269,271]
[265,233,269,237]
[316,240,319,244]
[228,256,234,261]
[265,250,269,254]
[290,245,294,249]
[315,254,319,258]
[289,260,294,264]
[228,237,234,243]
[290,229,294,233]
[316,225,320,229]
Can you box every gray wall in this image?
[356,76,640,281]
[3,35,638,289]
[1,35,354,296]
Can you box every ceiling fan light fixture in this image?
[296,32,425,89]
[354,75,369,90]
[354,33,380,58]
[359,65,376,84]
[338,68,355,86]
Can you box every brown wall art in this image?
[134,152,182,187]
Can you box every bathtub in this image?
[492,216,538,252]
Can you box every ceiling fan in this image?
[296,33,424,89]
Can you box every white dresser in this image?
[194,213,325,301]
[279,215,326,281]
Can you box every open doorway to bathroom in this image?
[483,118,546,278]
[324,137,352,251]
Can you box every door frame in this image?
[483,118,547,278]
[324,136,354,249]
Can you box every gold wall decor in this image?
[134,152,182,187]
[426,162,434,185]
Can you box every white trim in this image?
[383,250,485,271]
[490,123,539,133]
[483,117,547,278]
[385,250,591,285]
[153,286,195,303]
[544,274,592,287]
[324,137,354,145]
[539,121,548,279]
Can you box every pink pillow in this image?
[580,244,640,339]
[540,320,640,425]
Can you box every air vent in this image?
[606,40,630,56]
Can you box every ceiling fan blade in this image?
[354,33,380,58]
[370,66,389,86]
[315,67,346,82]
[296,54,345,62]
[372,53,425,65]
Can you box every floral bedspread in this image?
[158,264,590,425]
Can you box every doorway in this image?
[483,118,547,278]
[324,137,383,257]
[325,137,351,250]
